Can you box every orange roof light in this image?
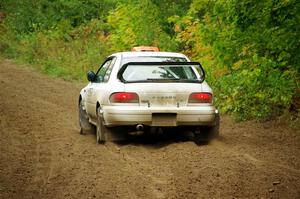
[131,46,160,52]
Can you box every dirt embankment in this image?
[0,59,299,199]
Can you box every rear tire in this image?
[194,113,220,145]
[79,100,94,134]
[208,112,220,138]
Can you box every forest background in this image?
[0,0,299,121]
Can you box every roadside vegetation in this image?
[0,0,299,121]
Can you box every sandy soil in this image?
[0,59,299,199]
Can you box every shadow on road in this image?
[112,130,210,148]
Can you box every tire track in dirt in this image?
[105,143,173,198]
[30,137,54,196]
[212,140,300,174]
[1,59,300,199]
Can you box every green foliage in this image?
[0,0,299,120]
[107,0,178,51]
[1,19,110,80]
[2,0,117,33]
[171,0,299,120]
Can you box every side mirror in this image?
[87,71,96,82]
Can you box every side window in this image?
[94,57,115,83]
[103,57,116,82]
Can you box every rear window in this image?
[118,62,205,83]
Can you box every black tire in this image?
[96,107,108,144]
[194,113,220,145]
[79,100,94,134]
[193,128,209,145]
[208,113,220,138]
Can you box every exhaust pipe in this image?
[136,124,144,131]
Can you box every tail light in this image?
[188,92,212,103]
[110,92,139,103]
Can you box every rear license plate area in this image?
[152,113,177,126]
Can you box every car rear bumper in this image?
[102,105,218,127]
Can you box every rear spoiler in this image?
[117,62,205,83]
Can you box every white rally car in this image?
[78,47,219,144]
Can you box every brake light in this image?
[188,92,212,103]
[110,92,139,103]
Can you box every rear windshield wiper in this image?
[179,79,202,83]
[146,78,180,82]
[146,78,202,83]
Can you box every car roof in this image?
[111,51,187,58]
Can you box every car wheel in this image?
[208,112,220,138]
[194,113,220,145]
[79,100,94,134]
[96,107,108,144]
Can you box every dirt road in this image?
[0,59,299,199]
